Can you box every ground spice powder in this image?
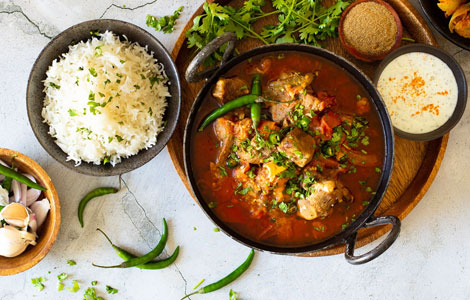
[342,2,398,56]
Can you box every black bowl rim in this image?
[418,0,470,51]
[183,44,395,254]
[26,19,181,176]
[373,44,467,141]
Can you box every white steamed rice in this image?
[42,31,170,166]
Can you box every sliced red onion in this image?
[25,189,41,207]
[22,173,36,183]
[0,159,8,167]
[30,199,50,229]
[11,180,21,203]
[0,174,4,181]
[29,213,38,233]
[19,183,27,205]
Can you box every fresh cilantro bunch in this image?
[147,6,183,33]
[263,0,350,45]
[186,0,267,66]
[185,0,350,65]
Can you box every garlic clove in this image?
[30,199,50,229]
[0,186,9,207]
[0,203,30,228]
[0,225,36,257]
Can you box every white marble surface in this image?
[0,0,469,299]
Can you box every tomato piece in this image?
[320,111,341,138]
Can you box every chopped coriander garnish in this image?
[118,121,124,125]
[213,228,220,232]
[98,92,105,98]
[208,202,217,209]
[362,201,370,206]
[148,107,153,116]
[140,74,146,79]
[356,94,362,100]
[31,277,46,291]
[115,135,123,142]
[68,109,78,116]
[49,82,61,89]
[57,272,68,281]
[108,137,113,143]
[359,180,366,186]
[94,44,104,57]
[116,79,121,84]
[89,68,98,77]
[67,280,79,293]
[106,285,118,294]
[361,149,368,155]
[84,287,101,300]
[116,73,123,78]
[58,282,64,291]
[366,187,372,193]
[193,227,197,231]
[146,6,183,33]
[78,67,84,71]
[88,91,95,100]
[375,167,382,173]
[341,224,348,230]
[91,281,98,286]
[120,59,126,64]
[103,157,110,165]
[66,260,76,266]
[134,84,140,90]
[104,79,111,85]
[278,202,288,213]
[218,166,227,177]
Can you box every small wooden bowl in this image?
[339,0,403,62]
[0,149,60,276]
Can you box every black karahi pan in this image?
[183,33,399,264]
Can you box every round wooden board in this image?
[168,0,448,256]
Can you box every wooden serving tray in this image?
[168,0,448,256]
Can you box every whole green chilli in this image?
[92,218,168,268]
[97,228,179,270]
[250,74,262,130]
[180,249,255,299]
[0,164,46,191]
[78,187,119,227]
[198,94,259,132]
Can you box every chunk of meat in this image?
[212,77,250,105]
[278,128,316,167]
[297,180,352,220]
[235,120,279,165]
[270,101,298,123]
[214,118,234,165]
[266,72,315,101]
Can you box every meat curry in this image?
[191,52,385,247]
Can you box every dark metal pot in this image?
[183,33,400,264]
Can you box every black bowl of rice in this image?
[27,19,181,176]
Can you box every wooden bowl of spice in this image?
[339,0,403,62]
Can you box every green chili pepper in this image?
[226,157,238,169]
[198,94,259,132]
[0,164,46,191]
[78,187,119,227]
[96,228,179,270]
[180,249,255,299]
[250,74,262,130]
[269,133,281,145]
[250,103,261,130]
[92,218,168,268]
[250,74,262,96]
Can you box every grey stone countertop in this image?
[0,0,469,299]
